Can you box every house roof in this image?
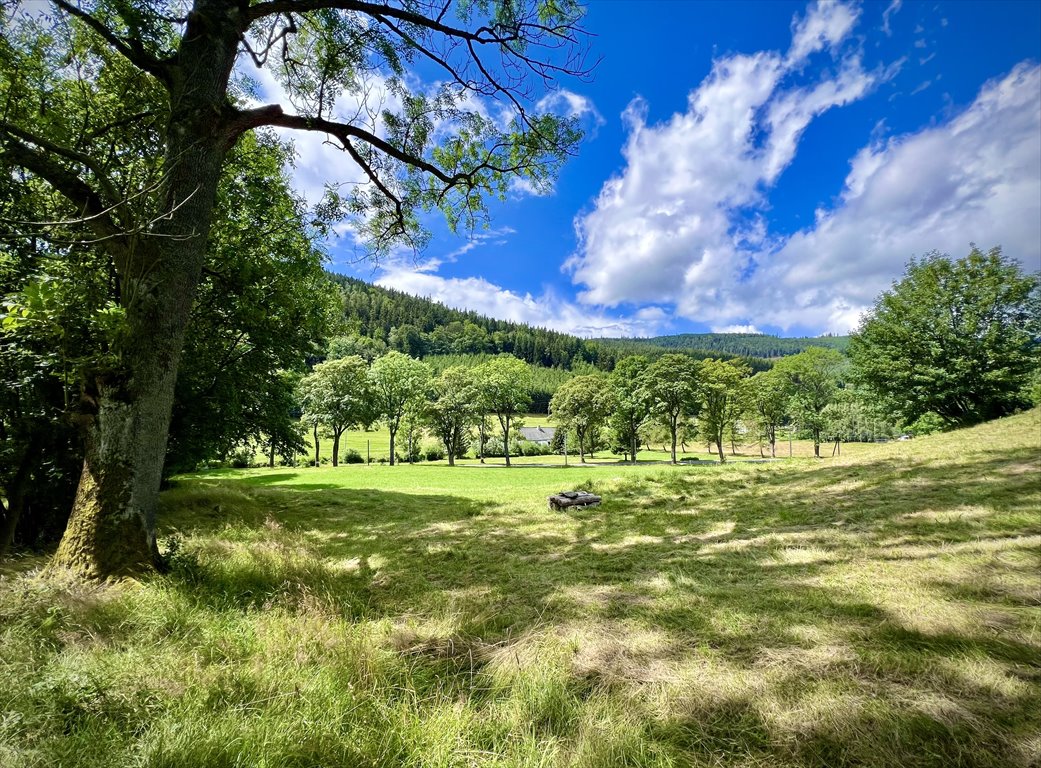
[518,426,556,441]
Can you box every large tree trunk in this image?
[670,417,678,464]
[503,418,511,467]
[389,428,396,466]
[630,433,638,465]
[48,1,242,580]
[331,429,341,467]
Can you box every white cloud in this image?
[881,0,902,36]
[568,0,1040,336]
[537,89,605,128]
[754,63,1041,332]
[374,269,670,337]
[712,324,762,334]
[568,0,873,316]
[787,0,860,67]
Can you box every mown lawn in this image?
[1,410,1038,767]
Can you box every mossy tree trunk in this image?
[47,1,243,580]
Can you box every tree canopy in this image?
[0,0,593,578]
[849,246,1040,428]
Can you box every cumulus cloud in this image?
[755,63,1041,332]
[374,269,670,337]
[568,0,1040,335]
[568,0,874,315]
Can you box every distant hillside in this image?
[600,332,850,359]
[329,273,613,370]
[327,273,770,373]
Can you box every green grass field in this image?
[1,410,1039,767]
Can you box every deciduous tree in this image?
[477,356,531,467]
[549,374,611,463]
[369,352,430,466]
[746,369,789,458]
[773,347,845,458]
[0,0,591,578]
[849,246,1040,428]
[607,356,651,464]
[640,354,701,464]
[298,356,371,466]
[699,359,749,463]
[424,366,477,466]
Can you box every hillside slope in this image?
[2,409,1037,767]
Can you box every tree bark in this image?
[332,429,341,467]
[670,416,678,464]
[313,423,320,467]
[630,433,638,465]
[389,427,396,466]
[47,1,244,580]
[503,417,511,467]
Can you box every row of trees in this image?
[551,347,849,464]
[298,352,534,468]
[295,345,855,470]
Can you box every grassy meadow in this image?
[1,409,1039,767]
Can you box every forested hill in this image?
[329,273,793,371]
[330,273,619,369]
[600,332,850,359]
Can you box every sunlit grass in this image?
[1,409,1038,767]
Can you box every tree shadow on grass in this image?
[155,445,1041,767]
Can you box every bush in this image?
[342,449,365,464]
[228,445,254,469]
[481,436,523,457]
[519,440,552,456]
[424,445,445,462]
[907,412,947,436]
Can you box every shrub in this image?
[520,440,552,456]
[424,445,445,462]
[342,449,365,464]
[908,412,947,436]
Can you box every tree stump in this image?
[548,490,601,511]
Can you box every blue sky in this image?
[262,0,1041,338]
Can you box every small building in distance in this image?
[518,426,556,445]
